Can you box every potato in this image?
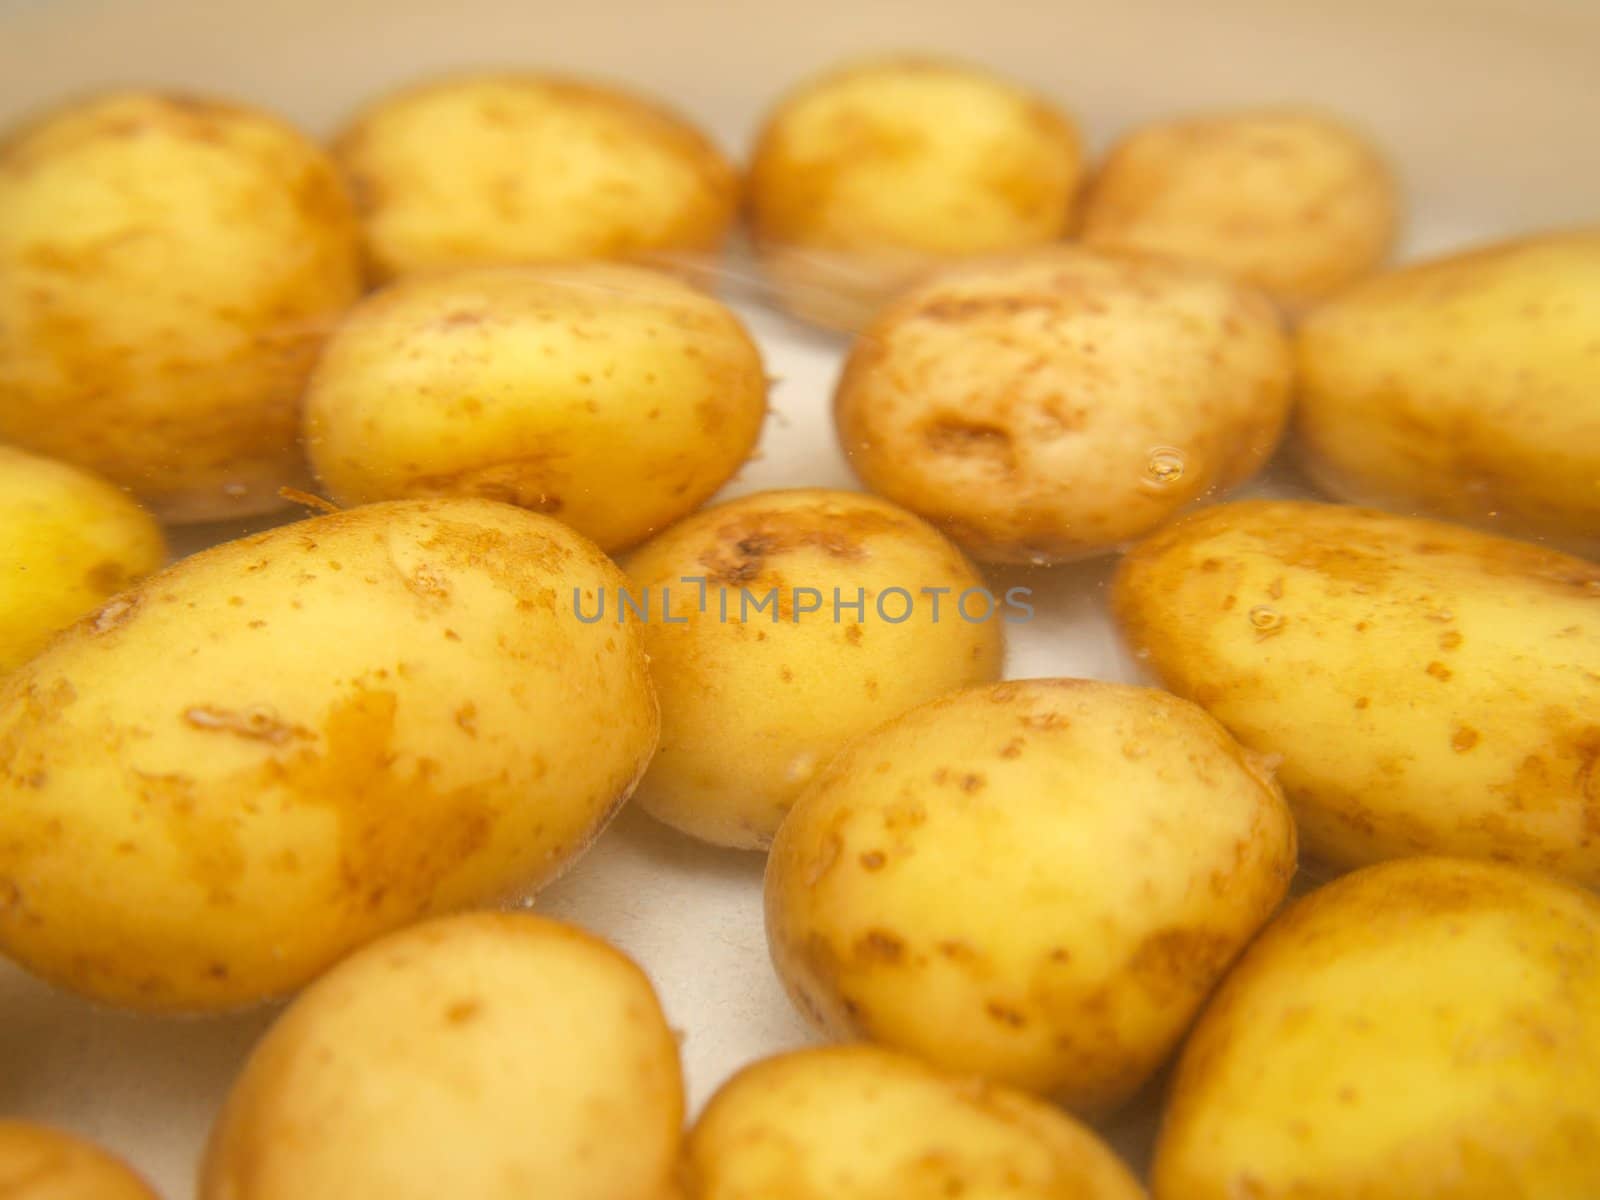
[1294,229,1600,555]
[684,1044,1145,1200]
[0,90,361,522]
[303,264,766,553]
[0,1121,160,1200]
[332,72,738,283]
[765,678,1295,1115]
[1113,499,1600,885]
[1081,108,1398,312]
[833,246,1292,564]
[1152,857,1600,1199]
[0,447,164,673]
[0,498,657,1011]
[747,57,1084,330]
[623,488,1005,849]
[201,912,682,1200]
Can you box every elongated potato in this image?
[1113,499,1600,884]
[333,72,737,282]
[0,499,657,1011]
[1152,857,1600,1200]
[685,1044,1145,1200]
[834,247,1292,563]
[0,1121,160,1199]
[624,489,1005,849]
[304,264,767,553]
[748,57,1084,330]
[0,90,361,522]
[765,678,1295,1115]
[1081,108,1399,311]
[0,447,164,673]
[1295,229,1600,555]
[202,913,683,1200]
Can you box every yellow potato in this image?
[685,1044,1145,1200]
[747,57,1084,329]
[0,447,164,673]
[304,264,767,553]
[834,246,1292,563]
[333,72,738,282]
[1081,108,1399,311]
[623,488,1005,849]
[1295,229,1600,555]
[0,1121,160,1200]
[0,499,657,1011]
[765,678,1295,1115]
[201,912,682,1200]
[0,90,361,522]
[1152,857,1600,1200]
[1113,499,1600,885]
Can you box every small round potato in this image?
[332,72,738,282]
[765,678,1296,1115]
[201,912,683,1200]
[623,489,1005,849]
[0,90,362,522]
[1295,229,1600,555]
[1113,499,1600,885]
[0,447,165,673]
[0,1121,159,1200]
[834,246,1293,563]
[685,1044,1146,1200]
[304,264,767,553]
[747,57,1085,329]
[1081,109,1399,312]
[1152,857,1600,1200]
[0,499,657,1011]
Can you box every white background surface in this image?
[2,1,1599,1195]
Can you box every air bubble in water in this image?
[1249,605,1285,634]
[1143,447,1186,486]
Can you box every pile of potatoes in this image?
[0,48,1597,1200]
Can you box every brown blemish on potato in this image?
[985,1000,1027,1027]
[1452,726,1481,753]
[454,703,478,737]
[1425,660,1453,681]
[1354,697,1370,710]
[696,504,907,585]
[938,940,978,963]
[83,561,130,593]
[1020,711,1068,732]
[844,624,864,645]
[855,929,905,963]
[921,418,1017,474]
[999,738,1025,759]
[1439,629,1464,651]
[445,998,482,1024]
[182,705,311,745]
[858,850,886,871]
[1127,927,1237,1005]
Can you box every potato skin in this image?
[1152,857,1600,1200]
[0,447,165,673]
[304,264,767,553]
[623,489,1004,849]
[685,1044,1145,1200]
[200,912,683,1200]
[0,499,658,1011]
[333,72,738,282]
[0,91,361,522]
[748,57,1084,330]
[764,678,1295,1115]
[0,1121,160,1200]
[833,247,1292,563]
[1112,499,1600,885]
[1294,229,1600,555]
[1081,109,1398,312]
